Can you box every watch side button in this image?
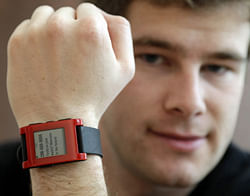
[59,118,72,121]
[29,122,42,125]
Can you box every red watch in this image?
[19,118,102,169]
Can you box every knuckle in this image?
[56,6,75,15]
[77,17,104,43]
[26,24,43,45]
[120,61,135,79]
[77,2,97,11]
[8,20,30,52]
[84,3,98,10]
[34,5,54,13]
[112,16,131,35]
[40,5,54,11]
[8,34,21,53]
[46,15,66,39]
[62,6,75,12]
[113,15,130,27]
[28,23,41,36]
[126,64,136,79]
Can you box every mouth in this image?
[148,128,207,153]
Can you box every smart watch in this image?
[19,118,102,169]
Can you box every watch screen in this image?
[34,128,66,159]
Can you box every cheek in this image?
[110,70,160,118]
[207,83,243,155]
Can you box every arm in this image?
[7,3,135,195]
[30,157,106,196]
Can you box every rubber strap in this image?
[76,126,103,157]
[21,134,28,161]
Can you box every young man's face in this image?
[100,1,250,188]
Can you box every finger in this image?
[30,5,54,26]
[8,19,30,50]
[50,6,76,22]
[11,19,30,35]
[103,13,134,64]
[77,3,133,64]
[76,3,114,52]
[76,3,109,33]
[76,3,104,20]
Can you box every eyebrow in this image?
[133,37,247,63]
[133,37,184,53]
[207,52,247,63]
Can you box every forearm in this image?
[30,156,107,196]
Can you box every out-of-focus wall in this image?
[1,0,250,150]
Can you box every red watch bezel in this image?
[20,118,87,169]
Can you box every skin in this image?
[100,1,250,195]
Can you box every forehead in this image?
[126,1,250,59]
[126,1,249,34]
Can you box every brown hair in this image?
[84,0,250,16]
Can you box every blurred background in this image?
[1,0,250,150]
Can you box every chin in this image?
[165,172,203,188]
[154,171,202,188]
[142,156,213,189]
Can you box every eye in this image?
[201,64,231,75]
[135,54,166,65]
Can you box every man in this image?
[2,0,250,195]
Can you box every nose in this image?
[163,71,206,118]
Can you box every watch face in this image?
[34,128,67,159]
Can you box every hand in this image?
[7,3,135,128]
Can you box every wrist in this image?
[17,112,99,129]
[20,118,102,169]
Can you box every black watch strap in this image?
[76,126,103,157]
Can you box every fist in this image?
[7,3,135,128]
